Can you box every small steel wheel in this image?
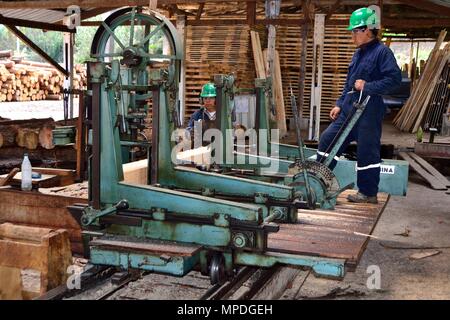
[209,253,226,285]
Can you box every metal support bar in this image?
[5,24,69,77]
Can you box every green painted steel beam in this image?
[234,251,346,279]
[117,183,262,222]
[107,220,232,247]
[90,247,199,276]
[171,166,295,201]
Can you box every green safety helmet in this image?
[200,83,216,98]
[347,7,379,30]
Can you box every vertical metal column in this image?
[151,88,160,185]
[63,32,75,119]
[177,15,187,125]
[91,82,101,209]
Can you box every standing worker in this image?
[316,7,401,203]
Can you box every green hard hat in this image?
[200,83,216,98]
[347,7,379,30]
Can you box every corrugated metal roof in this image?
[0,8,66,24]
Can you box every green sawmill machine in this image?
[69,7,407,284]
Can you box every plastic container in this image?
[21,153,32,191]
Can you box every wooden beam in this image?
[0,0,258,9]
[325,0,341,20]
[0,14,75,33]
[4,25,69,77]
[384,18,450,28]
[195,3,204,21]
[396,0,450,17]
[80,7,115,21]
[297,12,309,120]
[247,1,256,26]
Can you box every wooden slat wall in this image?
[276,14,354,122]
[184,25,263,123]
[182,14,354,125]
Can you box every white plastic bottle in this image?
[21,153,32,191]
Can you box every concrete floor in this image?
[285,115,450,300]
[290,176,450,300]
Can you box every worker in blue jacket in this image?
[316,7,401,203]
[187,82,217,135]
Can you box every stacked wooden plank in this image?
[276,14,354,121]
[393,30,450,133]
[268,189,390,268]
[184,25,259,122]
[399,152,450,191]
[250,30,266,79]
[0,53,87,102]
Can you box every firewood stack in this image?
[0,50,87,102]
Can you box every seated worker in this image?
[185,82,247,149]
[186,82,217,137]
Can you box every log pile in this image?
[393,30,450,133]
[0,50,87,102]
[0,118,55,150]
[184,25,261,122]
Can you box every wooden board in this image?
[408,152,450,187]
[0,172,59,189]
[123,160,148,185]
[267,189,389,268]
[0,266,23,300]
[399,152,448,190]
[0,188,87,254]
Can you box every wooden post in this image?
[247,1,257,27]
[297,13,309,129]
[149,0,158,10]
[308,14,325,141]
[265,0,286,136]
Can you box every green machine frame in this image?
[209,76,409,199]
[72,7,348,283]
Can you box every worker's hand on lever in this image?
[329,106,341,121]
[354,79,366,91]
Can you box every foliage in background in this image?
[0,25,63,62]
[0,23,165,65]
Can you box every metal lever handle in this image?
[81,199,129,226]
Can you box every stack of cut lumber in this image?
[276,14,354,122]
[393,30,450,133]
[184,25,259,121]
[0,51,86,102]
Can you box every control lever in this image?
[80,199,129,226]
